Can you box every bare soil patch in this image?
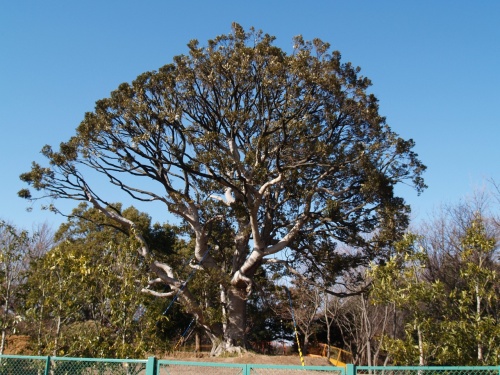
[163,352,332,366]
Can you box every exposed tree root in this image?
[210,341,247,357]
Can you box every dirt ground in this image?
[163,351,332,366]
[3,335,332,367]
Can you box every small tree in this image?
[287,280,323,355]
[0,222,32,354]
[24,204,177,357]
[415,196,500,365]
[369,222,500,366]
[369,234,446,365]
[440,215,499,365]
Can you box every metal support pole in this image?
[145,356,157,375]
[346,363,356,375]
[43,356,51,375]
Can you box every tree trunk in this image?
[225,286,246,346]
[36,302,45,355]
[476,283,483,362]
[54,313,62,357]
[0,330,5,355]
[325,316,331,359]
[0,278,12,355]
[361,296,372,367]
[303,334,310,356]
[372,305,390,366]
[210,286,247,356]
[195,332,200,353]
[417,324,425,366]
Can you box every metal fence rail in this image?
[1,355,499,375]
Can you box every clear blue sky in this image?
[1,1,499,231]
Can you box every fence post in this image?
[346,363,356,375]
[145,356,157,375]
[44,356,51,375]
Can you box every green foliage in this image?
[369,217,500,366]
[369,234,445,365]
[23,204,177,357]
[437,216,500,365]
[0,221,32,354]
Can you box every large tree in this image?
[19,24,425,354]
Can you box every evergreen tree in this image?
[20,23,425,354]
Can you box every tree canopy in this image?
[19,23,426,354]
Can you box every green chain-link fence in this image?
[157,360,343,375]
[246,364,344,375]
[0,355,148,375]
[157,360,244,375]
[0,355,47,375]
[1,355,499,375]
[355,366,500,375]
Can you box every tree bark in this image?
[476,283,483,362]
[0,278,12,355]
[303,334,310,356]
[324,294,331,360]
[225,287,246,347]
[417,325,425,366]
[361,296,372,367]
[0,331,5,355]
[195,332,200,353]
[211,286,247,356]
